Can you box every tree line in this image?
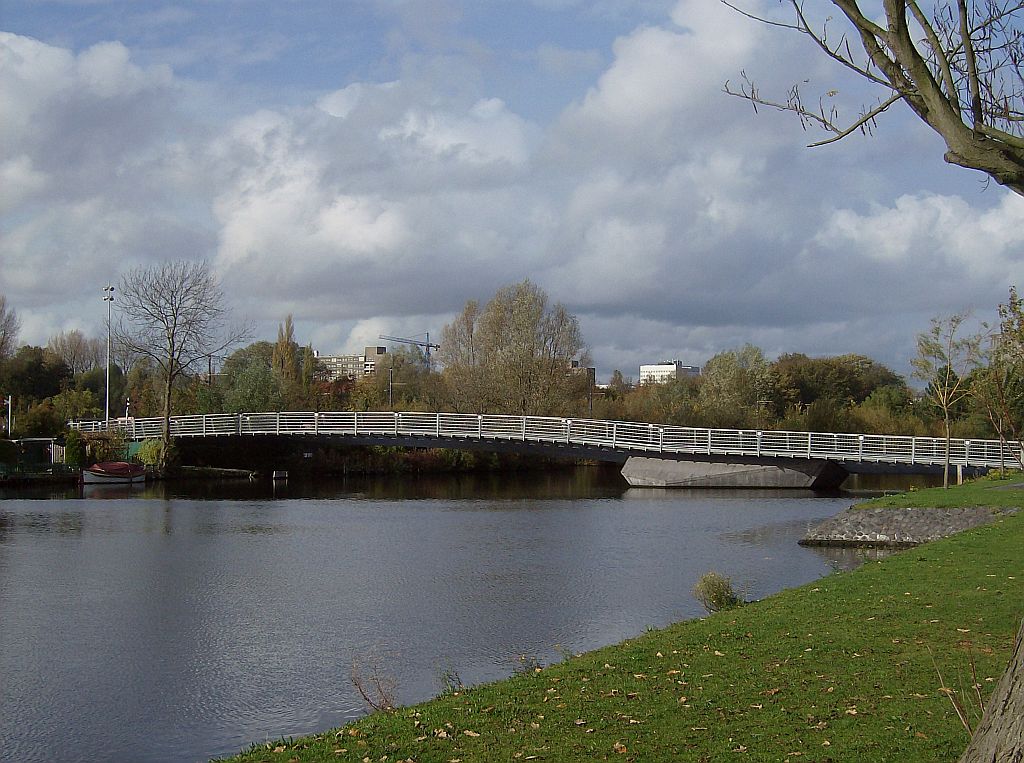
[1,275,1021,466]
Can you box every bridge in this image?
[71,411,1023,488]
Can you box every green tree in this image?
[972,286,1024,468]
[0,346,71,404]
[18,400,63,437]
[222,341,275,383]
[698,344,780,428]
[124,358,163,418]
[223,357,283,413]
[50,389,102,425]
[63,429,86,468]
[300,344,317,395]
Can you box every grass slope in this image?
[857,474,1024,510]
[221,492,1023,763]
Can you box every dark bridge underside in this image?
[226,433,632,463]
[185,433,986,488]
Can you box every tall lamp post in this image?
[103,284,115,424]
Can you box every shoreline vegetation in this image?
[218,476,1024,763]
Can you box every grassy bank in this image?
[856,472,1024,510]
[220,485,1024,763]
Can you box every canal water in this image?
[0,469,902,763]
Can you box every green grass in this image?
[856,472,1024,510]
[218,495,1024,763]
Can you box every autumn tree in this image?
[0,294,20,360]
[697,344,781,428]
[114,260,249,454]
[726,1,1024,195]
[439,281,590,416]
[438,299,487,411]
[272,314,300,385]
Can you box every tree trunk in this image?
[162,371,174,469]
[944,413,952,489]
[959,619,1024,763]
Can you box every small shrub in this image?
[136,437,179,470]
[350,657,397,713]
[136,438,164,467]
[693,571,742,614]
[435,662,464,697]
[513,654,543,675]
[64,430,86,468]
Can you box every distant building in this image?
[317,346,388,382]
[570,359,597,387]
[639,360,701,385]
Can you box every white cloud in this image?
[379,97,536,165]
[817,193,1024,282]
[0,155,48,212]
[1,1,1019,383]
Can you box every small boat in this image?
[82,461,146,484]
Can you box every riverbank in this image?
[802,473,1023,547]
[219,481,1024,763]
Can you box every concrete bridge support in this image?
[620,456,849,489]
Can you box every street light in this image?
[103,284,115,424]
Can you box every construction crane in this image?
[378,333,440,364]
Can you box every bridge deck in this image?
[69,411,1024,471]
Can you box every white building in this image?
[639,360,701,385]
[317,346,388,382]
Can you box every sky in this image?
[1,0,1021,382]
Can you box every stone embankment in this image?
[801,506,1018,547]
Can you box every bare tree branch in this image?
[113,260,250,454]
[725,1,1024,195]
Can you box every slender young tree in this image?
[271,314,299,384]
[113,260,249,457]
[912,313,980,486]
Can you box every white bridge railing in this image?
[68,411,1024,469]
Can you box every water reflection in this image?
[1,469,867,763]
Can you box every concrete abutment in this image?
[620,455,848,489]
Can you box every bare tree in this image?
[0,294,20,360]
[113,260,249,453]
[725,1,1024,195]
[47,329,103,374]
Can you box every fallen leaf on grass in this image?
[613,741,627,754]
